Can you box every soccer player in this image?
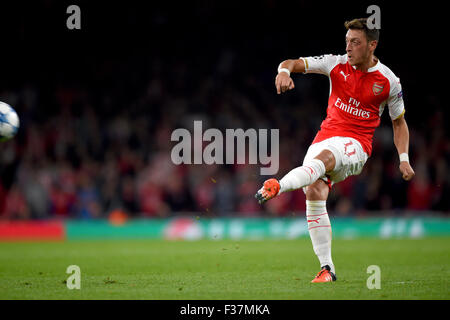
[255,18,415,283]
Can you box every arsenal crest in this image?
[372,83,384,96]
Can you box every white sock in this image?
[279,159,326,194]
[306,200,335,274]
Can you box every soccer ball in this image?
[0,101,20,141]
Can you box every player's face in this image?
[345,29,371,66]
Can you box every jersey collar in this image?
[348,56,380,73]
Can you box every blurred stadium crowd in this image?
[0,2,448,220]
[1,57,448,219]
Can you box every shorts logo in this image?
[372,83,384,96]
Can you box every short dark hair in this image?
[344,18,379,42]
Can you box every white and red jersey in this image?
[300,54,405,156]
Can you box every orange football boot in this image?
[311,266,337,283]
[255,178,280,204]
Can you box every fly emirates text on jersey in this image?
[334,97,370,118]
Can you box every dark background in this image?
[0,0,447,219]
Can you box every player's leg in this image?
[305,179,337,283]
[280,149,334,193]
[255,149,335,204]
[256,137,367,282]
[306,138,368,282]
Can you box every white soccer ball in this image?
[0,101,20,141]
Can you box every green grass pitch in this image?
[0,238,449,300]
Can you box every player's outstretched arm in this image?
[392,115,415,181]
[275,59,306,94]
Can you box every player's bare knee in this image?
[314,150,336,172]
[305,180,329,200]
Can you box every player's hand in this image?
[399,161,415,181]
[275,72,295,94]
